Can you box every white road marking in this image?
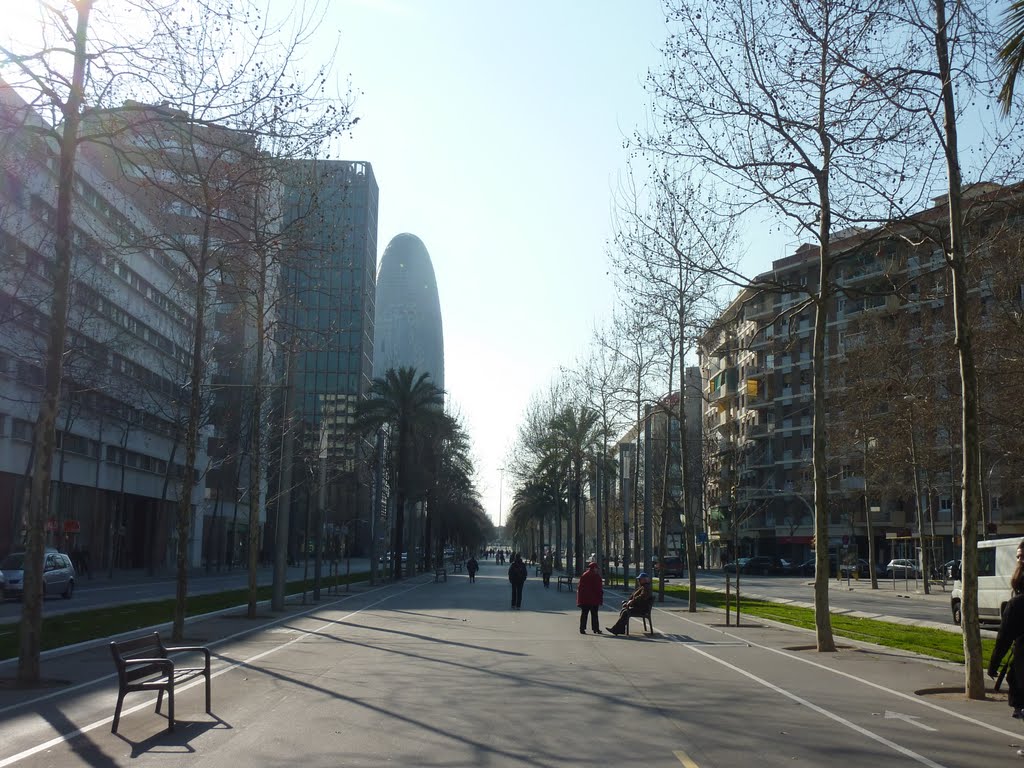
[675,641,949,768]
[885,710,937,731]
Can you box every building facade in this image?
[699,185,1024,568]
[0,83,210,567]
[275,160,379,561]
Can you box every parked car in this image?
[885,558,921,578]
[941,559,961,580]
[740,555,782,575]
[722,557,749,574]
[1,549,76,600]
[839,558,886,578]
[795,557,845,577]
[654,555,686,578]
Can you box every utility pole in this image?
[643,403,653,576]
[621,447,631,588]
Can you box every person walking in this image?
[466,555,479,583]
[989,540,1024,728]
[606,572,653,635]
[541,550,554,588]
[508,553,528,609]
[577,561,603,635]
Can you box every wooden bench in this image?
[556,573,575,592]
[433,566,447,582]
[109,632,211,733]
[452,560,463,573]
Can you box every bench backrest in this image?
[110,632,168,684]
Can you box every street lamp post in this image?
[621,447,632,589]
[904,396,931,594]
[643,403,653,577]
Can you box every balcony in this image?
[746,422,771,439]
[710,381,735,402]
[746,393,773,410]
[744,299,775,321]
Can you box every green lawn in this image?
[660,584,994,664]
[0,572,368,660]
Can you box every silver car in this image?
[1,549,76,599]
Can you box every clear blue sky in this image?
[315,0,793,526]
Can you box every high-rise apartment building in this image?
[700,185,1024,569]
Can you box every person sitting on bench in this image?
[606,572,653,635]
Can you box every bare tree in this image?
[641,0,923,651]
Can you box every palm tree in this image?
[548,405,601,576]
[355,367,444,580]
[999,1,1024,113]
[509,478,559,556]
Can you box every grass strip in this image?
[0,572,368,661]
[661,584,993,665]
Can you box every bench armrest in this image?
[163,645,211,667]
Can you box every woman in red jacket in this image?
[577,561,604,635]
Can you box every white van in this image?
[951,537,1022,626]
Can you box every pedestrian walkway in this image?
[0,560,1019,767]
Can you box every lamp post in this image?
[862,434,879,589]
[643,403,653,577]
[904,395,930,594]
[621,446,632,588]
[498,466,504,535]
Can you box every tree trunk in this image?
[932,0,984,700]
[173,244,208,641]
[17,0,92,685]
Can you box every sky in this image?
[3,0,798,528]
[314,0,789,526]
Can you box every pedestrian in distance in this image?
[606,572,653,635]
[508,553,528,609]
[466,555,479,583]
[541,550,554,588]
[988,539,1024,729]
[577,561,603,635]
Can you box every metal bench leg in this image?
[112,691,126,733]
[205,673,212,713]
[156,687,164,714]
[167,684,175,731]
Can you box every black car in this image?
[741,555,782,575]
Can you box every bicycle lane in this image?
[623,600,1020,766]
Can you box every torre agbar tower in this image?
[373,233,445,390]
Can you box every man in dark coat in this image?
[508,554,528,609]
[606,572,653,635]
[541,551,554,588]
[577,561,604,634]
[989,540,1024,720]
[466,555,479,583]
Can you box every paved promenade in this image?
[0,561,1019,767]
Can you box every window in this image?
[12,418,32,440]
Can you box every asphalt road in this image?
[0,560,1018,766]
